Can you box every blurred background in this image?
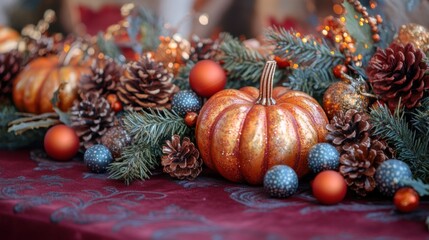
[1,0,429,39]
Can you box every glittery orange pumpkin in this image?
[0,26,20,53]
[13,49,91,113]
[196,61,328,185]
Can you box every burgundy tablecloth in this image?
[0,150,428,240]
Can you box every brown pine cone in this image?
[0,50,22,95]
[79,58,121,98]
[70,92,115,149]
[367,43,429,111]
[100,124,132,160]
[117,57,178,111]
[161,135,203,180]
[339,139,395,196]
[189,35,219,62]
[326,109,371,154]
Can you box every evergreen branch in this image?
[411,97,429,135]
[403,179,429,196]
[370,104,429,181]
[220,32,282,86]
[286,67,337,103]
[108,109,191,184]
[265,27,344,69]
[175,61,194,90]
[130,5,164,51]
[123,109,188,144]
[96,34,125,64]
[108,144,157,185]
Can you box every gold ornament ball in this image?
[395,23,429,53]
[154,34,190,76]
[323,80,369,120]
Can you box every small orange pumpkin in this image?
[13,48,91,113]
[196,61,328,185]
[0,26,20,53]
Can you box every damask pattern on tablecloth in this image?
[30,149,82,171]
[0,175,167,224]
[1,150,428,239]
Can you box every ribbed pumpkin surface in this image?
[13,55,90,113]
[196,61,328,184]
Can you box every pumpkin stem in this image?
[341,72,378,98]
[59,43,82,65]
[256,60,277,106]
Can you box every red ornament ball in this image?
[332,64,347,78]
[189,60,226,98]
[44,124,80,161]
[274,56,290,68]
[112,101,123,112]
[184,112,198,127]
[394,188,420,213]
[312,170,347,205]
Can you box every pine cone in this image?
[189,36,219,62]
[326,109,372,154]
[339,139,394,196]
[0,50,22,95]
[70,92,115,149]
[117,57,178,111]
[79,58,121,98]
[161,135,203,180]
[367,43,429,111]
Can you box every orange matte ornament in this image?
[189,60,226,98]
[196,61,328,184]
[312,170,347,205]
[44,124,80,161]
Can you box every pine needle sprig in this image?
[108,108,191,184]
[108,144,157,185]
[220,33,282,87]
[123,109,189,144]
[265,27,345,69]
[370,104,429,181]
[174,61,194,90]
[286,67,337,103]
[128,5,164,52]
[403,179,429,196]
[96,34,125,64]
[411,97,429,135]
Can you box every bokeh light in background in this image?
[1,0,429,39]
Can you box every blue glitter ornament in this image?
[172,90,202,117]
[84,144,113,173]
[308,143,340,173]
[263,165,298,198]
[375,159,412,196]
